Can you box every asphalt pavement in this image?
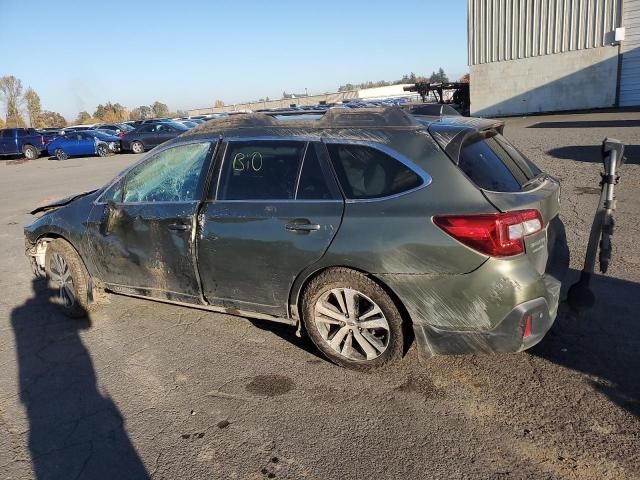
[0,111,638,479]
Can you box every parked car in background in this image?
[131,118,172,127]
[93,123,134,136]
[64,125,96,132]
[47,130,121,160]
[176,120,199,129]
[0,128,49,160]
[40,127,64,137]
[120,121,188,153]
[24,107,568,370]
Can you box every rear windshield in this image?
[458,131,542,192]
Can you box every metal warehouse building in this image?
[468,0,640,116]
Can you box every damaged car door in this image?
[86,141,215,301]
[197,140,344,317]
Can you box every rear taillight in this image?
[523,314,533,338]
[433,209,543,257]
[40,136,45,145]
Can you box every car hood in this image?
[30,189,98,215]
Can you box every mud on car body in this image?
[24,107,569,370]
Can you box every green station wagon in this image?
[25,108,568,370]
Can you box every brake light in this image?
[523,314,533,338]
[433,209,543,257]
[40,136,45,145]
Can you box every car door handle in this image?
[168,223,191,232]
[285,220,320,232]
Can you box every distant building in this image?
[468,0,639,116]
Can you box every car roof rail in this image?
[215,107,419,128]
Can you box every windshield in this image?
[165,121,189,131]
[90,131,118,140]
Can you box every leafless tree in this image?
[0,75,26,127]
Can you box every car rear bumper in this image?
[378,217,569,357]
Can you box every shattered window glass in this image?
[123,143,210,202]
[102,179,123,203]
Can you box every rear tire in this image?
[45,239,90,318]
[131,141,144,154]
[23,144,38,160]
[55,148,68,161]
[302,268,404,371]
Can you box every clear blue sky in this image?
[1,0,468,119]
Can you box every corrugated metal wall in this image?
[468,0,622,65]
[619,0,640,105]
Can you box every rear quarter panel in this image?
[320,130,497,275]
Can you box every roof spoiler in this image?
[428,117,505,164]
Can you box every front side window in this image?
[123,142,210,202]
[327,144,422,199]
[102,178,123,203]
[218,140,305,200]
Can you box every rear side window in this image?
[327,144,422,199]
[297,143,336,200]
[219,141,304,200]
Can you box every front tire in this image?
[45,239,90,318]
[131,141,144,154]
[23,144,38,160]
[302,268,404,371]
[96,144,108,157]
[55,148,68,161]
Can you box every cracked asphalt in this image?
[0,111,638,480]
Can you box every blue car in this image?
[47,131,121,160]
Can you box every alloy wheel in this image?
[313,288,390,361]
[49,253,76,308]
[132,142,143,154]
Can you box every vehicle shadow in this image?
[527,119,640,129]
[10,278,149,479]
[246,318,326,361]
[546,144,639,165]
[529,270,640,417]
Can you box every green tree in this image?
[429,67,449,83]
[24,87,44,127]
[129,105,152,120]
[0,75,26,127]
[75,111,92,124]
[39,111,67,128]
[151,101,169,117]
[94,102,128,122]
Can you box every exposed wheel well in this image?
[32,234,88,278]
[291,265,414,348]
